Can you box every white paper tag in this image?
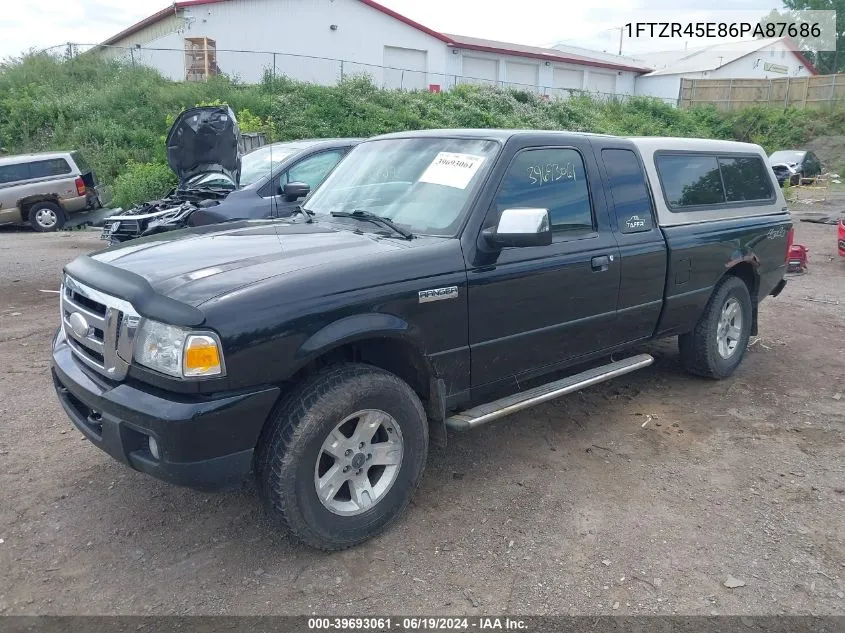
[418,152,486,189]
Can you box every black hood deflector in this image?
[166,105,241,186]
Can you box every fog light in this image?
[148,436,160,460]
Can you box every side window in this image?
[0,163,31,184]
[718,156,774,202]
[656,154,724,209]
[28,159,72,179]
[284,151,344,190]
[601,148,654,234]
[494,148,593,234]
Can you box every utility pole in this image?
[618,26,623,56]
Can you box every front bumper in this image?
[51,328,279,490]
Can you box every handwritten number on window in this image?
[526,163,576,185]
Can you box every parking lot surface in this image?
[0,219,843,615]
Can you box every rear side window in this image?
[719,156,774,202]
[657,153,774,210]
[495,148,593,234]
[71,151,91,173]
[657,154,724,208]
[601,148,654,233]
[29,158,72,178]
[0,163,30,184]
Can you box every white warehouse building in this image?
[632,37,817,102]
[96,0,651,97]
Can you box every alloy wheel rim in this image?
[716,297,743,359]
[35,208,57,228]
[314,409,404,516]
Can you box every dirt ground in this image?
[0,215,843,617]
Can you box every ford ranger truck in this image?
[51,130,791,550]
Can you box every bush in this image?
[111,162,176,210]
[5,52,845,199]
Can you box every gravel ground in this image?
[0,219,843,616]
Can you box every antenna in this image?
[269,140,274,220]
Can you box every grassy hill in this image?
[2,52,843,208]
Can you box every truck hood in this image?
[90,221,409,307]
[166,105,241,186]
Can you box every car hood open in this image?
[166,105,241,187]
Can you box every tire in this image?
[678,276,753,379]
[255,363,428,551]
[28,201,66,232]
[790,173,801,186]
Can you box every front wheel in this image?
[678,276,753,379]
[255,363,428,551]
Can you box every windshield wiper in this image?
[290,206,314,223]
[330,210,414,240]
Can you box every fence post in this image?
[340,60,344,82]
[272,53,276,82]
[401,70,405,91]
[830,74,837,110]
[802,77,809,109]
[784,76,790,107]
[727,78,733,111]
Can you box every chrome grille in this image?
[61,276,139,380]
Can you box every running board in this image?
[445,354,654,431]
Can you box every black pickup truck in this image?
[51,129,791,550]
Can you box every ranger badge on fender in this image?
[418,286,458,303]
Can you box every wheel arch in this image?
[17,195,62,222]
[289,314,447,446]
[722,261,760,335]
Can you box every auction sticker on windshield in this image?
[419,152,485,189]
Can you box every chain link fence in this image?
[43,42,677,106]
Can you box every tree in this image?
[780,0,845,74]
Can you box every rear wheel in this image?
[678,276,753,379]
[255,363,428,551]
[28,201,66,232]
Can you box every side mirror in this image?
[282,181,310,202]
[483,208,552,248]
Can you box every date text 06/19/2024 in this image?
[307,617,529,630]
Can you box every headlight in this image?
[133,319,225,378]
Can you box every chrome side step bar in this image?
[445,353,654,431]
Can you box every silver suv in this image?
[0,151,103,231]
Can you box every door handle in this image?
[591,255,610,272]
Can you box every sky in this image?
[1,0,784,60]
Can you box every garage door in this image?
[505,61,538,90]
[588,71,616,95]
[383,46,427,90]
[461,57,499,86]
[553,67,584,96]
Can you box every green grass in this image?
[5,52,845,208]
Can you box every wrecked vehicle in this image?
[101,105,358,243]
[768,149,822,186]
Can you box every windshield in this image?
[303,137,499,236]
[239,145,299,186]
[769,150,805,164]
